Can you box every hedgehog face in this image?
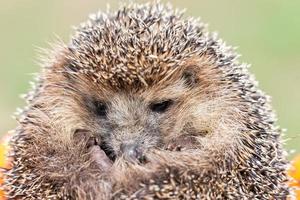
[86,93,163,163]
[72,67,203,164]
[57,53,240,170]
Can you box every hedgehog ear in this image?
[182,68,198,88]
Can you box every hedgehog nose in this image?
[120,143,144,162]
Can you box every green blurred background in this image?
[0,0,299,155]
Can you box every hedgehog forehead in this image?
[67,3,207,87]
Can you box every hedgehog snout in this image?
[120,142,146,163]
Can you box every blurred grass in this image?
[0,0,299,154]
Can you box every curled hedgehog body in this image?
[4,2,289,200]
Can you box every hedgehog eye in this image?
[94,101,108,117]
[149,100,173,113]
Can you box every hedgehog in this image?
[3,2,290,200]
